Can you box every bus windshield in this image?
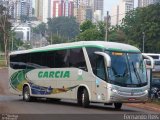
[106,51,147,87]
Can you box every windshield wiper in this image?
[132,62,142,84]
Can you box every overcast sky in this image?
[104,0,138,15]
[104,0,119,13]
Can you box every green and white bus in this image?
[9,41,154,109]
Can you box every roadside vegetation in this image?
[153,100,160,105]
[0,55,5,67]
[148,98,160,105]
[0,60,5,67]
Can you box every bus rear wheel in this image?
[23,86,33,102]
[114,103,122,110]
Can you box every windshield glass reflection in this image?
[106,51,147,87]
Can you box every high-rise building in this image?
[35,0,74,23]
[94,0,104,19]
[35,0,51,23]
[138,0,160,7]
[0,0,8,5]
[73,0,94,24]
[86,6,93,20]
[8,0,32,20]
[111,5,119,26]
[35,0,43,21]
[0,0,10,14]
[0,0,32,20]
[93,10,102,22]
[111,0,134,26]
[50,0,54,18]
[52,0,74,17]
[43,0,50,23]
[9,0,32,19]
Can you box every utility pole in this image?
[142,32,145,53]
[105,11,110,41]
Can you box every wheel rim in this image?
[24,90,29,100]
[82,93,84,105]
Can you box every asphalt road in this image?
[0,68,159,120]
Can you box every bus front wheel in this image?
[114,103,122,109]
[82,88,90,108]
[23,86,33,102]
[77,88,90,108]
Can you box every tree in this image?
[121,3,160,52]
[76,20,106,41]
[32,22,47,36]
[0,31,3,51]
[80,20,95,33]
[9,32,24,51]
[97,21,106,40]
[47,16,80,42]
[22,42,32,50]
[76,28,103,41]
[0,5,11,65]
[108,25,131,44]
[47,34,67,44]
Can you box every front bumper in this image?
[108,89,148,103]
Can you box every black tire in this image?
[114,103,122,110]
[23,86,33,102]
[77,90,83,106]
[82,89,90,108]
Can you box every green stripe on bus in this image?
[107,48,140,53]
[30,45,105,53]
[30,45,140,53]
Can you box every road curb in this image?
[125,103,160,112]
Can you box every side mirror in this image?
[142,53,155,69]
[94,52,111,67]
[143,59,151,69]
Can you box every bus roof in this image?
[10,41,141,55]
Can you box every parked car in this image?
[151,78,160,100]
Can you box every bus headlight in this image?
[111,89,118,93]
[145,90,148,94]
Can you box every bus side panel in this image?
[9,68,26,95]
[24,68,95,100]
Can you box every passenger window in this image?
[86,47,102,74]
[10,54,29,69]
[54,50,69,68]
[69,48,87,71]
[10,48,87,70]
[96,55,106,80]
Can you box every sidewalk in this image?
[0,67,7,70]
[125,102,160,112]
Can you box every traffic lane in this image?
[0,95,159,114]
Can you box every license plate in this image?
[128,98,136,101]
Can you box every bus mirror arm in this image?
[142,53,155,69]
[94,52,111,67]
